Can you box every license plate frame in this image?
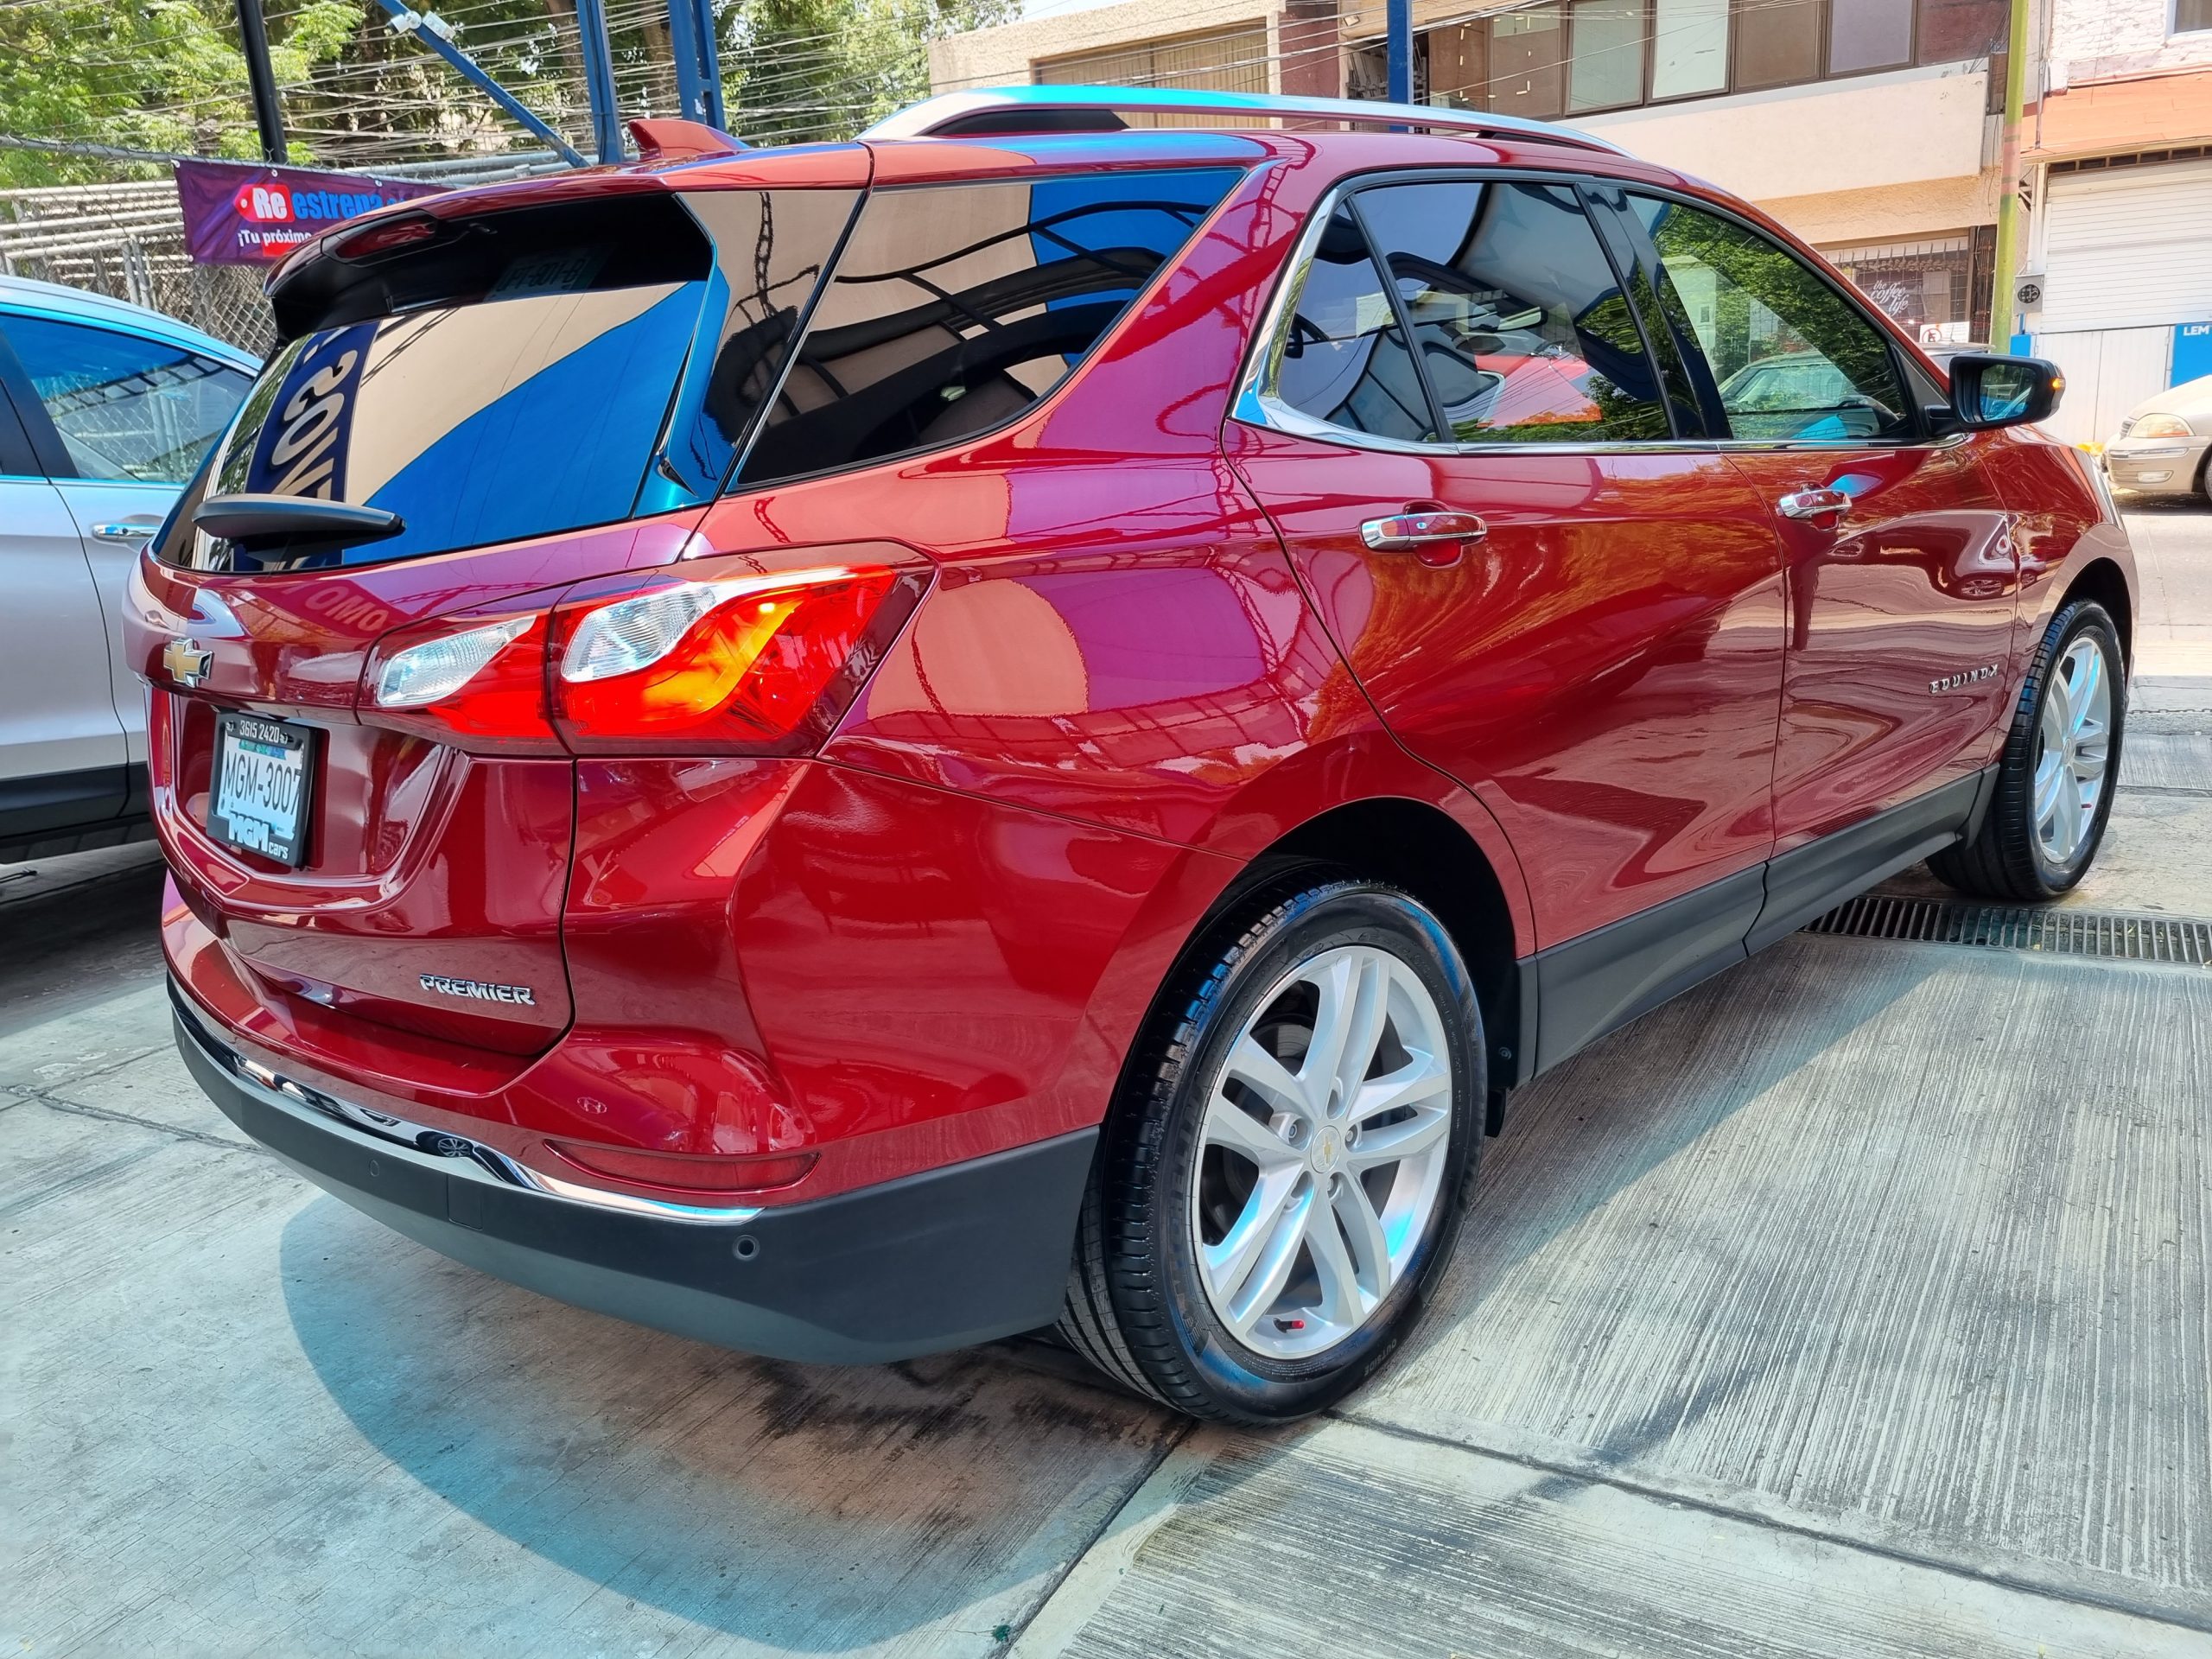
[208,711,317,868]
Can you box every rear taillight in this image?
[358,550,924,756]
[553,565,899,751]
[364,607,560,754]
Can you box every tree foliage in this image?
[0,0,1017,188]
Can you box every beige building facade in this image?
[931,0,2012,343]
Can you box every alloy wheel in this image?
[1189,944,1454,1361]
[2033,634,2113,867]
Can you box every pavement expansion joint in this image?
[1329,1410,2212,1640]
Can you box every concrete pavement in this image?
[6,507,2211,1658]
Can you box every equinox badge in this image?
[1929,664,1999,695]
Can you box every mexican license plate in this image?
[209,712,315,868]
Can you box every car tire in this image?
[1059,879,1483,1423]
[1929,600,2125,902]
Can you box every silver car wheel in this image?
[2033,634,2113,868]
[1189,944,1454,1362]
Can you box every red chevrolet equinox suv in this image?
[134,87,2135,1423]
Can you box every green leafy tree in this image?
[0,0,1013,187]
[0,0,359,187]
[725,0,1018,147]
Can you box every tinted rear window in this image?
[173,190,857,571]
[734,168,1241,490]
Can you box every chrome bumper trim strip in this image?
[171,986,762,1226]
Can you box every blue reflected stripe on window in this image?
[1025,169,1240,345]
[363,286,701,560]
[633,263,733,516]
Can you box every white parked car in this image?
[2103,373,2212,503]
[0,276,257,861]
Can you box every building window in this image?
[1830,0,1916,73]
[1567,0,1645,111]
[1488,10,1566,118]
[1916,0,2008,64]
[1034,23,1269,125]
[1734,0,1821,89]
[1651,0,1730,99]
[2177,0,2212,34]
[1421,0,2011,118]
[1823,236,1976,343]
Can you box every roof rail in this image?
[861,85,1630,157]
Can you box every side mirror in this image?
[1947,353,2064,430]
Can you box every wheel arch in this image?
[1096,792,1533,1144]
[2057,556,2134,661]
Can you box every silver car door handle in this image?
[1777,487,1851,524]
[1360,511,1489,550]
[91,520,160,543]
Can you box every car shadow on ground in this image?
[272,934,1954,1648]
[277,1195,1180,1649]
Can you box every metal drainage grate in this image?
[1808,894,2212,965]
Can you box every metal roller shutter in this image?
[2039,159,2212,334]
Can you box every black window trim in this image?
[0,318,78,480]
[721,165,1254,499]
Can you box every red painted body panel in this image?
[149,124,2136,1236]
[1977,426,2139,672]
[1232,427,1786,948]
[1719,441,2018,847]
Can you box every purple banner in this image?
[175,158,445,266]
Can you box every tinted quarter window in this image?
[1269,206,1439,444]
[1629,195,1913,443]
[735,168,1240,490]
[1354,180,1669,444]
[4,315,247,483]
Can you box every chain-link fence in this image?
[0,149,565,359]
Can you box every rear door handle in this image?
[1360,511,1489,551]
[91,519,161,543]
[1777,487,1851,525]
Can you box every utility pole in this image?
[1387,0,1414,104]
[235,0,289,164]
[1988,0,2033,350]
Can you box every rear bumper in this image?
[174,982,1094,1364]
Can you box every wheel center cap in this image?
[1309,1124,1344,1172]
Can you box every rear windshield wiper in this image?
[194,494,404,550]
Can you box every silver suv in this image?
[0,276,256,861]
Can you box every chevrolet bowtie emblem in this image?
[162,637,213,687]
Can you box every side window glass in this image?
[1628,195,1914,443]
[735,168,1241,490]
[1352,179,1670,445]
[3,315,248,483]
[1268,206,1438,444]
